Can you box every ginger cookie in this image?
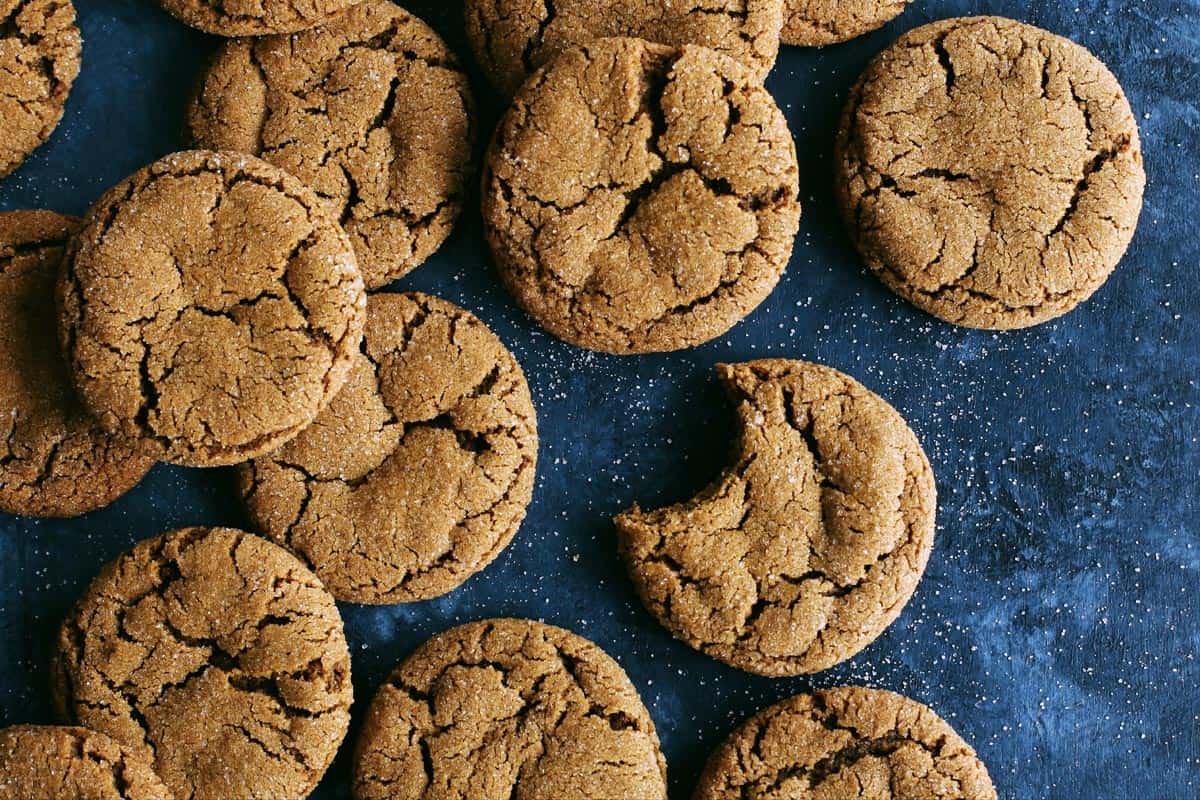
[694,687,997,800]
[617,360,936,676]
[158,0,360,36]
[189,0,476,289]
[483,37,801,354]
[237,292,538,604]
[52,527,353,800]
[0,211,153,517]
[353,618,668,800]
[58,150,367,468]
[836,16,1145,329]
[782,0,911,47]
[464,0,783,97]
[0,725,172,800]
[0,0,81,177]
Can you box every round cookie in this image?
[353,618,668,800]
[0,211,153,517]
[189,0,476,289]
[58,150,367,468]
[616,360,936,676]
[0,0,81,177]
[158,0,360,36]
[464,0,783,97]
[694,687,997,799]
[52,527,353,800]
[0,725,171,800]
[237,292,538,604]
[483,37,801,354]
[782,0,911,47]
[836,16,1145,329]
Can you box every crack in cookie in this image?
[52,527,353,800]
[694,687,997,800]
[617,360,936,676]
[158,0,359,36]
[483,37,800,354]
[237,292,538,604]
[0,725,173,800]
[835,16,1145,329]
[352,618,667,800]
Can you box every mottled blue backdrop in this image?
[1,1,1197,797]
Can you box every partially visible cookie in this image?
[836,16,1145,329]
[189,0,476,288]
[0,725,172,800]
[52,527,353,800]
[353,618,668,800]
[158,0,360,36]
[0,211,153,518]
[465,0,783,96]
[617,360,936,676]
[0,0,81,177]
[782,0,911,46]
[238,292,538,604]
[483,37,801,354]
[58,150,367,468]
[694,687,997,799]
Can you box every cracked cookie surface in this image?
[835,16,1145,329]
[237,292,538,604]
[0,725,172,800]
[0,0,80,177]
[352,618,668,800]
[58,150,367,468]
[694,687,997,800]
[483,37,801,354]
[0,211,154,517]
[52,527,353,800]
[464,0,783,97]
[158,0,360,36]
[782,0,910,47]
[617,360,935,676]
[189,0,476,289]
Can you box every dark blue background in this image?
[2,1,1197,797]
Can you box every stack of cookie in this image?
[0,0,1146,797]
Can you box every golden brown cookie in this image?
[694,687,997,800]
[58,150,367,468]
[617,360,936,676]
[782,0,911,46]
[189,0,476,289]
[836,16,1145,329]
[464,0,783,96]
[52,527,353,800]
[0,0,81,177]
[0,725,173,800]
[483,37,801,354]
[0,211,153,517]
[237,292,538,604]
[353,618,668,800]
[158,0,360,36]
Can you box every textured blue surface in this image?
[1,1,1197,797]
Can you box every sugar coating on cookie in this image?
[53,527,353,800]
[353,618,667,800]
[0,725,173,800]
[0,0,81,177]
[189,0,476,289]
[465,0,783,96]
[0,211,153,518]
[694,687,997,799]
[238,292,538,604]
[617,359,936,676]
[782,0,911,46]
[836,16,1145,329]
[483,37,801,354]
[58,150,367,468]
[158,0,359,36]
